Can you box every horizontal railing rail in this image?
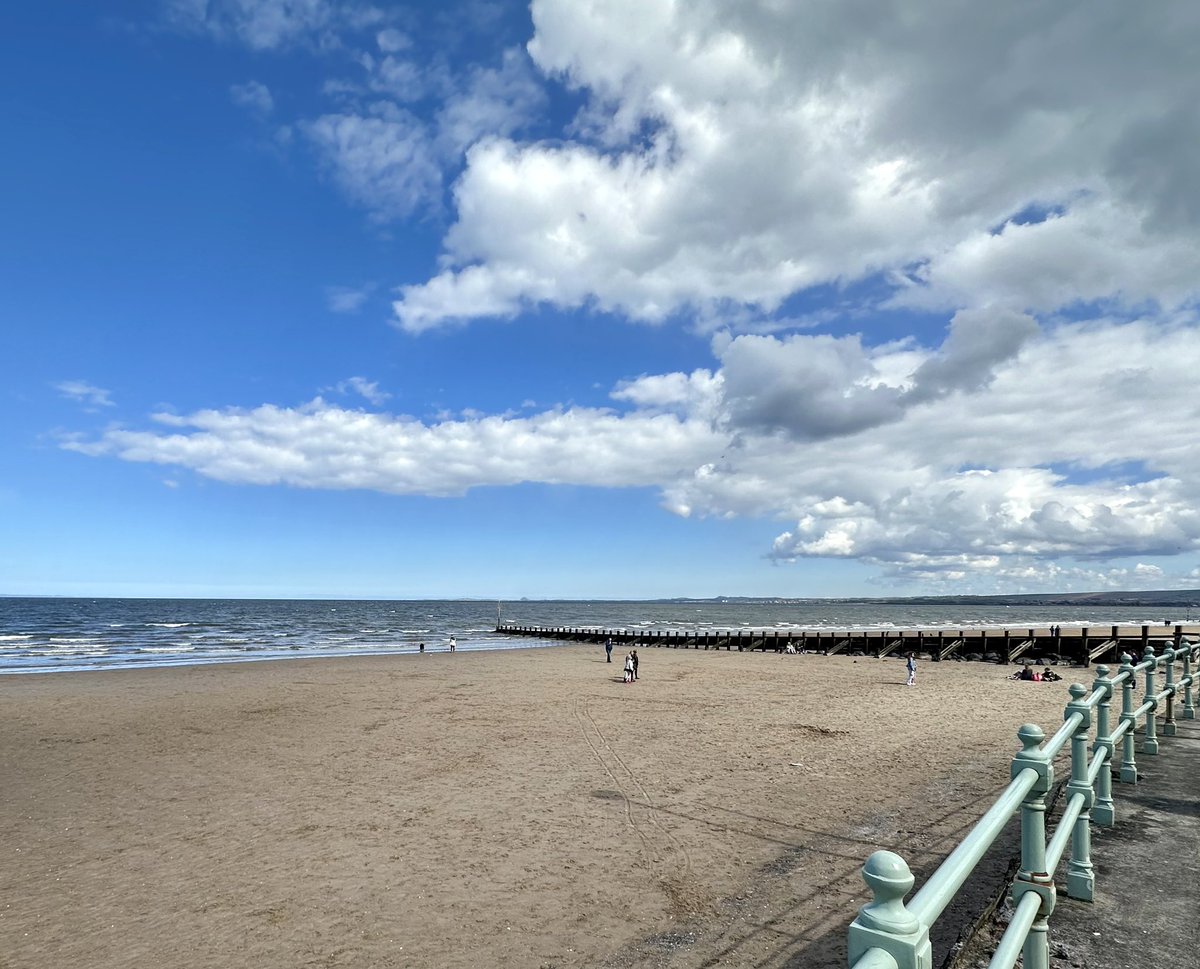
[846,639,1199,969]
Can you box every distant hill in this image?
[668,590,1200,608]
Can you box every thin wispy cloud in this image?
[164,0,382,51]
[55,381,115,410]
[332,375,390,405]
[230,79,274,116]
[325,283,375,313]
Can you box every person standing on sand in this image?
[605,637,613,663]
[623,652,635,683]
[449,636,456,652]
[419,642,425,654]
[631,649,639,680]
[905,652,916,687]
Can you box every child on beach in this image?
[905,652,916,687]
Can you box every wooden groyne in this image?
[495,623,1199,665]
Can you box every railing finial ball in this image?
[1017,722,1045,751]
[858,851,920,935]
[1068,682,1087,701]
[862,850,913,896]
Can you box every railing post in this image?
[1142,646,1159,755]
[847,851,931,969]
[1118,654,1138,783]
[1162,647,1178,737]
[1064,685,1095,901]
[1011,723,1055,969]
[1184,646,1196,720]
[1091,664,1116,826]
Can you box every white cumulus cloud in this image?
[392,0,1200,329]
[61,314,1200,587]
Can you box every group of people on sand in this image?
[603,637,639,681]
[1011,661,1062,682]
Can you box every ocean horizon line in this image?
[4,589,1200,606]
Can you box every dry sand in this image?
[1,645,1078,969]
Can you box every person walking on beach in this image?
[905,651,917,687]
[631,649,639,680]
[623,652,635,683]
[605,637,613,663]
[419,642,425,654]
[449,636,456,652]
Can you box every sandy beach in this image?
[1,645,1076,968]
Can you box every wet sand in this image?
[1,646,1076,968]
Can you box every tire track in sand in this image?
[573,696,701,917]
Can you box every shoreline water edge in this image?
[2,596,1198,675]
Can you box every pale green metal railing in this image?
[847,640,1200,969]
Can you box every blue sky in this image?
[4,1,1200,599]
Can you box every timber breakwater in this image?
[496,622,1200,665]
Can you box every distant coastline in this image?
[669,589,1200,608]
[5,588,1200,607]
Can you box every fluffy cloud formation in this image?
[138,1,1200,592]
[713,306,1038,441]
[65,316,1200,587]
[393,0,1200,329]
[68,404,722,496]
[666,317,1200,584]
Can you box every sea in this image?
[0,597,1193,675]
